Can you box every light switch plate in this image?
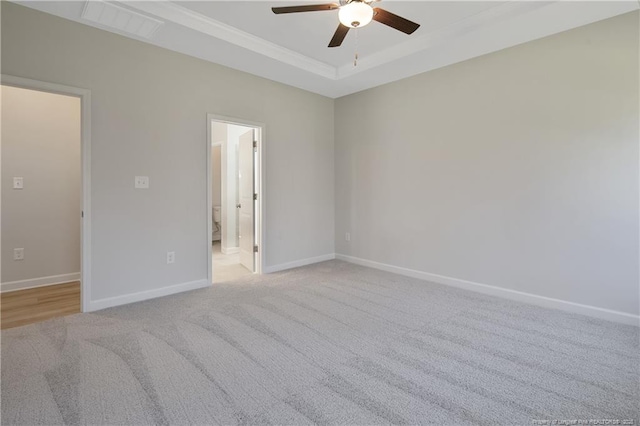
[13,177,24,189]
[135,176,149,189]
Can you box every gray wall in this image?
[1,3,334,302]
[335,12,639,315]
[3,2,636,317]
[1,85,81,283]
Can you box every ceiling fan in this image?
[272,0,420,48]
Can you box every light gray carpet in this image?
[1,260,638,425]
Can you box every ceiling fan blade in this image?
[372,8,420,34]
[272,3,339,14]
[328,23,350,48]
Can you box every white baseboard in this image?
[221,247,239,255]
[265,253,336,274]
[87,279,211,312]
[335,254,639,327]
[1,272,81,293]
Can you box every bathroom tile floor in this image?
[212,242,253,283]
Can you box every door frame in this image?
[1,74,92,312]
[206,113,264,282]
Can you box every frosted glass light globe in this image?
[338,2,374,28]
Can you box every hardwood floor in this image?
[1,281,80,330]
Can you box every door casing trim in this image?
[1,74,92,312]
[206,113,265,282]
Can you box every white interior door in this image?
[238,129,255,272]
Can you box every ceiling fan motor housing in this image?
[271,0,420,48]
[338,0,374,29]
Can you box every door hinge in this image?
[81,211,84,218]
[253,193,258,201]
[253,140,257,150]
[254,245,259,253]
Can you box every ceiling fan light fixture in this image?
[338,1,373,28]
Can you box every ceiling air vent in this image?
[81,1,164,39]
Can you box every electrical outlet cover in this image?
[13,248,24,261]
[13,177,24,189]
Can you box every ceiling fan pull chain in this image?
[354,28,359,67]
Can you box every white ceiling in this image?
[15,1,639,98]
[180,1,505,67]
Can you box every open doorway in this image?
[1,80,89,328]
[207,115,263,283]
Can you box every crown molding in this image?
[122,1,556,82]
[11,0,640,98]
[124,1,338,79]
